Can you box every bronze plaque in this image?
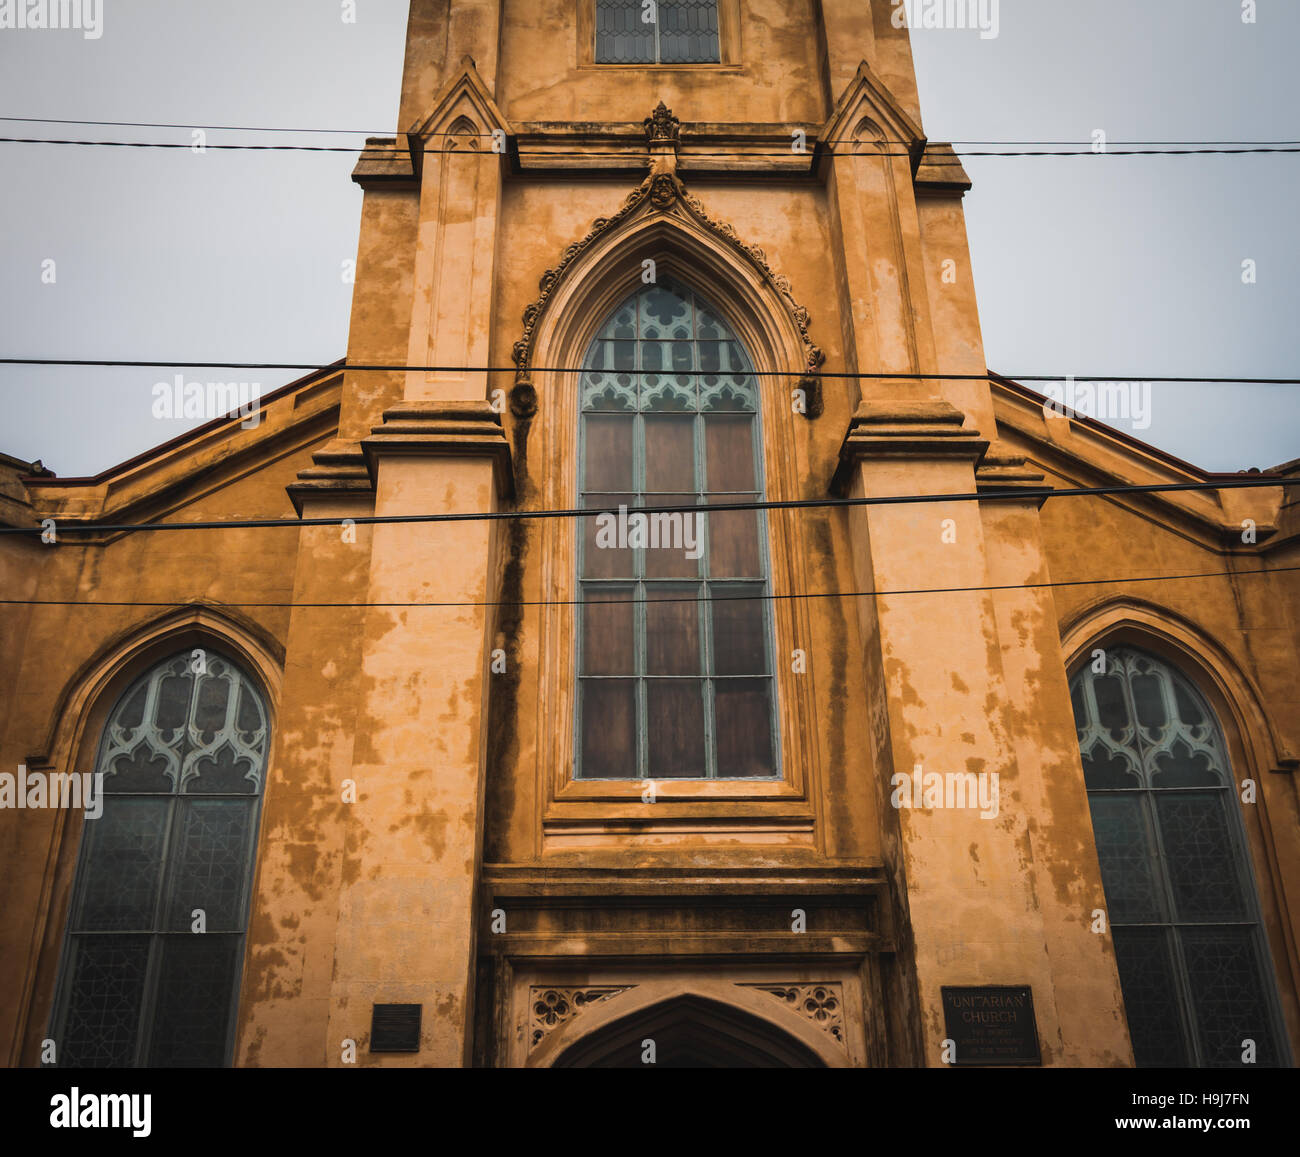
[941,986,1042,1066]
[370,1003,422,1052]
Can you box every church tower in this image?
[257,0,1134,1067]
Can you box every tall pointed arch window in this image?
[1070,647,1288,1066]
[576,278,778,780]
[48,651,270,1067]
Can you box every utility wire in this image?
[0,565,1293,611]
[3,135,1299,158]
[3,116,1296,148]
[1,358,1298,385]
[3,478,1291,538]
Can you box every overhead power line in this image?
[1,358,1298,385]
[0,565,1294,612]
[3,134,1300,158]
[2,117,1296,148]
[2,478,1292,539]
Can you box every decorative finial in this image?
[644,101,680,146]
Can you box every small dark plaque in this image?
[370,1003,422,1053]
[941,986,1041,1066]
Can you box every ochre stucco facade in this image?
[2,1,1297,1068]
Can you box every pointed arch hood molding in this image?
[510,170,825,397]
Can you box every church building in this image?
[1,0,1297,1068]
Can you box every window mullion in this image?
[140,793,184,1067]
[1121,662,1200,1065]
[696,410,716,778]
[635,408,647,779]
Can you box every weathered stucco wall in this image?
[1,0,1296,1069]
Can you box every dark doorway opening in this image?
[552,994,826,1068]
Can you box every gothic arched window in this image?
[1070,647,1287,1066]
[576,278,778,779]
[49,650,270,1067]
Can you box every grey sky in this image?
[0,0,1295,477]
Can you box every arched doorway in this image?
[552,995,827,1068]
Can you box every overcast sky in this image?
[0,0,1295,476]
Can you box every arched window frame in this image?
[519,221,827,831]
[573,276,781,781]
[1067,640,1293,1067]
[39,635,275,1069]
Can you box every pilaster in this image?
[838,402,1128,1065]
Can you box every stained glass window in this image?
[595,0,721,65]
[48,651,270,1067]
[1070,647,1288,1066]
[577,278,778,779]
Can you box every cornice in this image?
[830,399,988,495]
[360,400,515,501]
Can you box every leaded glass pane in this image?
[595,0,654,63]
[647,679,707,777]
[643,496,700,580]
[155,669,194,734]
[185,743,259,795]
[585,414,635,491]
[193,674,231,738]
[1155,793,1250,922]
[576,279,777,779]
[580,679,637,777]
[1086,794,1165,924]
[104,742,175,794]
[712,587,768,676]
[714,679,776,777]
[1151,740,1221,789]
[59,935,151,1067]
[147,936,241,1067]
[164,798,257,930]
[583,587,636,675]
[1093,672,1129,737]
[1181,927,1280,1067]
[645,586,702,675]
[1112,927,1191,1067]
[1080,743,1141,790]
[74,799,169,931]
[659,0,721,63]
[50,651,270,1068]
[1070,647,1287,1067]
[595,0,719,64]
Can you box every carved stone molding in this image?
[830,399,988,494]
[510,170,825,381]
[644,100,680,145]
[287,440,374,515]
[360,400,515,499]
[975,449,1049,506]
[744,983,846,1047]
[529,986,634,1051]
